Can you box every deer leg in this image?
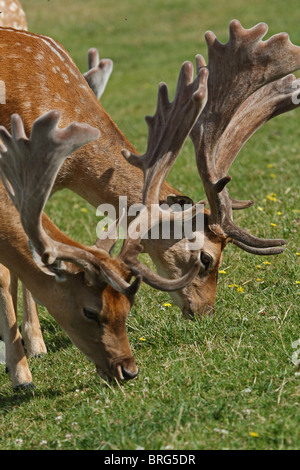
[0,265,33,389]
[21,283,47,357]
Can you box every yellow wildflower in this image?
[139,337,146,341]
[256,265,262,269]
[80,208,88,213]
[263,261,271,265]
[218,270,227,274]
[270,173,276,178]
[249,432,259,438]
[276,211,282,215]
[237,286,244,293]
[296,281,300,285]
[266,195,278,202]
[257,206,264,212]
[267,164,274,168]
[163,303,172,307]
[256,279,263,282]
[270,223,277,227]
[296,253,300,256]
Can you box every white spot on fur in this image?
[9,2,18,12]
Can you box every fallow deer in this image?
[0,0,27,30]
[0,21,299,361]
[0,59,207,389]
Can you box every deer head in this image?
[140,20,300,317]
[0,59,206,382]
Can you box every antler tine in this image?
[190,20,300,254]
[84,48,113,100]
[119,62,209,290]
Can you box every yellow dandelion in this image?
[293,209,300,213]
[163,303,172,307]
[296,253,300,256]
[249,432,259,438]
[266,195,278,202]
[270,173,276,178]
[257,206,264,212]
[80,208,88,213]
[263,261,271,265]
[256,265,262,269]
[256,279,263,282]
[296,281,300,285]
[228,285,233,288]
[267,164,274,168]
[237,286,244,293]
[270,223,277,227]
[270,192,277,196]
[139,337,146,341]
[276,211,282,215]
[218,270,227,274]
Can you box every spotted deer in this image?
[0,21,299,362]
[0,0,27,30]
[0,61,207,389]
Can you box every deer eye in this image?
[200,252,212,270]
[83,308,99,322]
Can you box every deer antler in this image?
[83,48,113,100]
[190,20,300,254]
[0,111,138,294]
[120,61,209,286]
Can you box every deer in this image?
[0,59,209,389]
[0,21,299,363]
[0,0,27,30]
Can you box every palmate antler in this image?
[190,20,300,254]
[83,48,113,100]
[0,111,139,294]
[120,62,208,284]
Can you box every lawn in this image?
[0,0,299,450]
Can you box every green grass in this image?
[0,0,299,450]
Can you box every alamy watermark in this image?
[291,339,300,367]
[291,79,300,105]
[0,80,5,104]
[96,196,205,251]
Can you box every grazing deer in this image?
[0,21,299,361]
[0,0,27,30]
[0,60,207,389]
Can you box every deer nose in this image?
[121,366,139,380]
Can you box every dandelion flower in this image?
[249,432,259,438]
[296,281,300,285]
[266,195,278,202]
[267,164,274,168]
[256,279,263,282]
[257,206,264,212]
[270,223,277,227]
[140,337,146,341]
[270,173,276,178]
[80,208,88,213]
[163,303,172,307]
[296,253,300,256]
[218,270,227,274]
[276,211,282,215]
[263,261,271,265]
[256,265,262,269]
[237,286,244,293]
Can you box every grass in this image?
[0,0,299,450]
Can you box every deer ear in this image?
[166,194,194,209]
